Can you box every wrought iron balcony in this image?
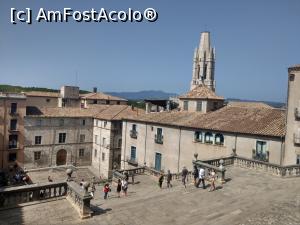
[295,108,300,119]
[130,130,137,139]
[155,134,164,144]
[9,127,19,133]
[9,111,19,117]
[252,149,269,162]
[294,134,300,145]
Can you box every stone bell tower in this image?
[283,64,300,166]
[190,32,216,91]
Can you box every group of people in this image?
[158,170,173,189]
[192,165,217,192]
[158,166,218,192]
[89,174,130,200]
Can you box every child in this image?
[103,183,110,199]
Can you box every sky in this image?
[0,0,299,102]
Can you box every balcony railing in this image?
[252,149,269,162]
[155,134,164,144]
[295,108,300,119]
[9,110,18,117]
[130,130,137,139]
[294,134,300,145]
[9,127,19,133]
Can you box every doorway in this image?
[155,153,162,171]
[56,149,67,165]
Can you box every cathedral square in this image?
[1,1,300,225]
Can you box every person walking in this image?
[90,183,96,198]
[181,166,189,188]
[209,169,216,192]
[166,170,172,188]
[121,179,128,196]
[158,173,164,189]
[198,167,206,189]
[124,171,129,181]
[116,179,122,198]
[192,165,199,187]
[103,183,110,199]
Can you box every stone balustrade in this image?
[0,181,67,209]
[117,167,145,176]
[203,156,235,167]
[66,181,93,219]
[0,181,93,219]
[233,156,300,177]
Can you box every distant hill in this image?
[0,84,177,100]
[106,90,178,100]
[226,98,285,109]
[0,84,285,108]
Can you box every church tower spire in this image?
[190,32,216,91]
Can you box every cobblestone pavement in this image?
[1,167,300,225]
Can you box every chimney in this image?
[93,87,97,93]
[145,102,151,114]
[166,100,171,111]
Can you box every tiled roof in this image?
[26,105,144,121]
[179,85,224,100]
[126,105,286,137]
[24,91,60,98]
[227,101,273,109]
[93,105,143,120]
[81,92,127,101]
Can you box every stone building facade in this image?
[24,112,94,169]
[121,105,285,173]
[25,86,127,109]
[23,105,141,178]
[0,93,26,169]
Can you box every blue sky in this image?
[0,0,299,102]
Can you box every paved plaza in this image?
[0,166,300,225]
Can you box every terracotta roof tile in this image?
[26,105,144,121]
[227,101,273,109]
[81,92,127,101]
[179,85,224,100]
[127,105,286,137]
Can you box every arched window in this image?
[204,132,213,144]
[215,133,224,145]
[194,131,202,142]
